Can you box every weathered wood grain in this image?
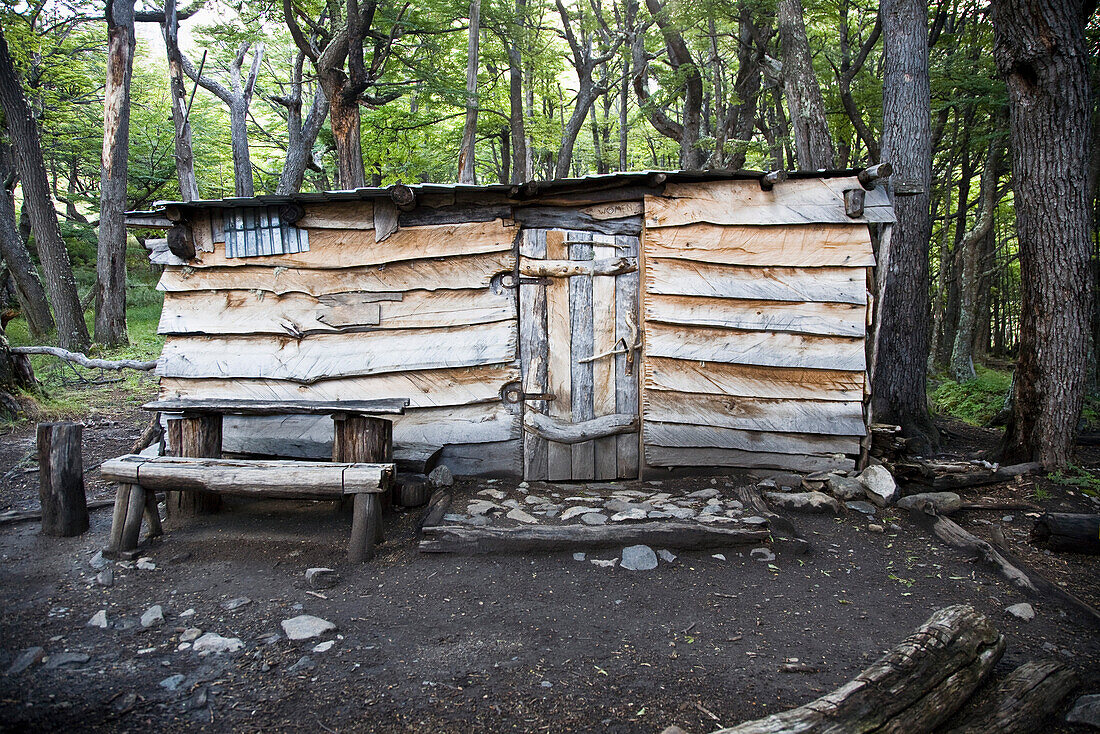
[644,445,856,472]
[615,234,641,478]
[645,178,894,227]
[157,252,515,295]
[545,230,574,479]
[592,237,619,479]
[519,229,550,480]
[523,410,637,444]
[643,421,861,456]
[643,222,875,267]
[159,288,514,336]
[145,398,408,416]
[192,220,513,268]
[297,201,375,229]
[441,439,523,478]
[512,206,642,235]
[643,389,866,435]
[645,322,866,371]
[569,234,596,479]
[645,294,866,337]
[645,357,865,401]
[519,257,636,278]
[158,322,518,382]
[159,365,518,409]
[646,259,867,304]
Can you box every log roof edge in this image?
[126,167,878,221]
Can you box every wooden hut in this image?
[127,168,894,481]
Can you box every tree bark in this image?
[0,27,89,351]
[993,0,1094,468]
[872,0,937,453]
[0,144,53,338]
[161,0,198,201]
[776,0,835,169]
[458,0,481,183]
[274,53,330,195]
[37,422,88,537]
[94,0,137,347]
[505,0,527,183]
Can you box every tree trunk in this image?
[506,0,528,183]
[0,145,53,338]
[776,0,835,169]
[0,28,89,351]
[228,99,254,197]
[37,422,88,537]
[458,0,481,184]
[95,0,136,347]
[162,0,198,201]
[994,0,1093,468]
[872,0,936,453]
[330,88,365,189]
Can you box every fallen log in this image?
[910,509,1038,593]
[419,521,769,554]
[702,605,1005,734]
[11,346,157,371]
[735,485,810,555]
[0,500,114,526]
[418,489,452,532]
[957,500,1041,513]
[941,660,1078,734]
[1030,513,1100,554]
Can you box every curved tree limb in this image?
[11,346,157,371]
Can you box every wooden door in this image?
[518,229,640,481]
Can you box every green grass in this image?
[1048,464,1100,498]
[929,366,1013,426]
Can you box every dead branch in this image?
[11,346,157,371]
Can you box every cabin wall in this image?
[639,177,892,474]
[155,203,523,476]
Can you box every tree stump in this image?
[165,414,223,517]
[333,414,392,556]
[1031,513,1100,554]
[37,422,88,536]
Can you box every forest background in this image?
[0,0,1097,467]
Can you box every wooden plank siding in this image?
[640,203,874,473]
[159,205,523,476]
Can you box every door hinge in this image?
[502,381,555,404]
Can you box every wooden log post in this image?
[333,414,392,559]
[1031,513,1100,554]
[37,422,88,537]
[165,413,223,517]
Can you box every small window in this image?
[222,206,310,258]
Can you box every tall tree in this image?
[0,140,53,337]
[271,52,329,195]
[0,25,89,351]
[775,0,835,169]
[458,0,481,183]
[95,0,136,345]
[161,0,198,201]
[872,0,935,452]
[181,41,264,197]
[993,0,1095,467]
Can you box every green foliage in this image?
[1048,465,1100,498]
[929,367,1012,426]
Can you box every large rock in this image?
[827,475,867,501]
[281,615,336,640]
[505,508,538,524]
[1005,602,1035,621]
[858,465,898,507]
[306,568,340,590]
[192,633,244,654]
[764,491,841,514]
[5,647,45,676]
[897,492,963,514]
[141,605,165,628]
[87,610,108,629]
[1066,694,1100,728]
[428,465,454,489]
[620,545,658,571]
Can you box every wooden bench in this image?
[101,455,394,562]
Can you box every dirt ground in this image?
[1,397,1098,733]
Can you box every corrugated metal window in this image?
[223,206,310,258]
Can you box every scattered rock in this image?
[192,633,244,655]
[428,465,454,488]
[281,615,336,640]
[179,608,195,618]
[897,492,963,514]
[610,508,647,522]
[868,524,885,533]
[89,551,108,571]
[657,549,677,563]
[801,478,826,492]
[5,647,45,676]
[465,515,491,526]
[506,508,538,524]
[662,506,695,520]
[620,545,658,571]
[95,567,114,587]
[286,656,315,673]
[687,488,720,499]
[477,488,506,500]
[442,513,468,523]
[712,553,726,561]
[467,501,502,516]
[764,491,841,514]
[180,628,202,643]
[827,476,866,500]
[561,506,599,521]
[1066,694,1100,728]
[572,552,586,561]
[220,597,251,612]
[845,500,877,516]
[750,547,775,562]
[45,652,90,669]
[305,568,340,590]
[312,640,335,653]
[590,559,618,568]
[87,610,108,629]
[160,673,186,691]
[141,605,165,628]
[1005,603,1035,621]
[742,516,768,526]
[858,465,898,507]
[136,557,156,571]
[581,513,608,525]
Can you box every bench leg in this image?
[119,484,146,554]
[348,493,381,563]
[143,490,163,539]
[105,483,132,557]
